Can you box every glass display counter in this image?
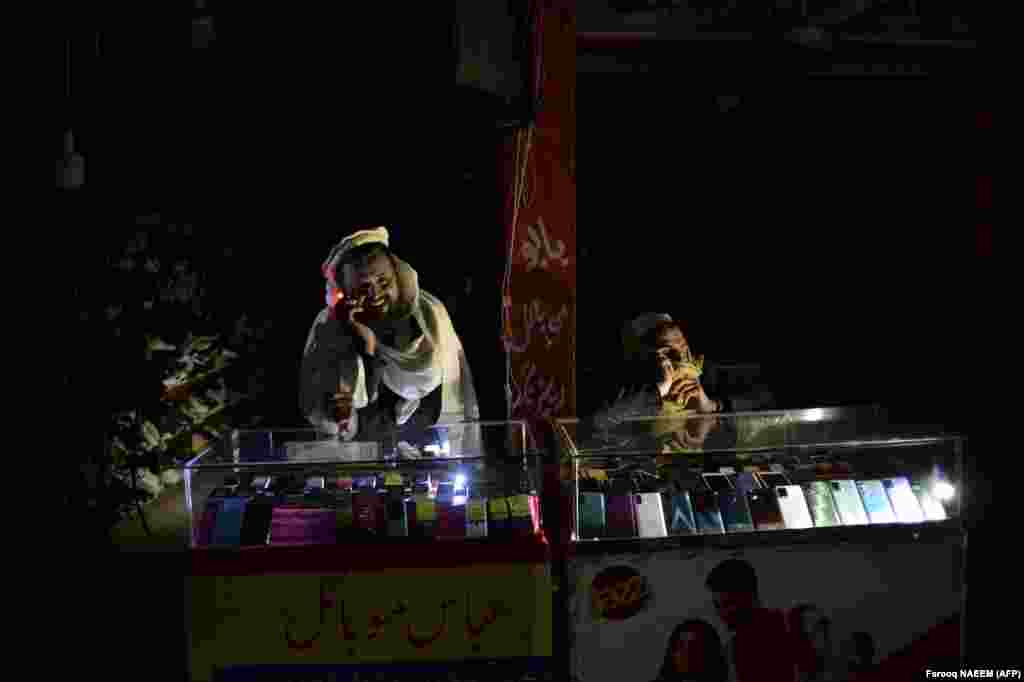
[557,407,963,546]
[183,421,554,682]
[555,407,965,681]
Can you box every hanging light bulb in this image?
[58,129,85,190]
[60,38,84,190]
[192,0,216,50]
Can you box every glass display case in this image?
[556,408,966,682]
[556,406,965,547]
[184,421,543,550]
[184,421,555,680]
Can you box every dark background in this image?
[65,3,980,430]
[577,75,976,424]
[61,2,996,676]
[63,3,515,428]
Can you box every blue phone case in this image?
[692,492,725,535]
[579,492,607,539]
[857,480,897,523]
[718,491,755,532]
[732,472,761,495]
[669,491,696,535]
[212,497,249,546]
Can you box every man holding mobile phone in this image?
[593,314,729,432]
[300,227,479,446]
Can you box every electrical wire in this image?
[502,0,543,421]
[503,125,534,420]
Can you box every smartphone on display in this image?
[747,490,785,531]
[354,490,384,533]
[856,480,898,524]
[668,489,696,535]
[830,480,869,525]
[756,471,791,489]
[436,481,455,505]
[466,495,488,538]
[775,485,814,529]
[507,494,538,536]
[239,495,275,545]
[408,485,437,538]
[883,477,925,523]
[333,491,355,536]
[195,498,222,547]
[702,473,734,493]
[578,492,606,539]
[801,481,840,527]
[437,501,467,539]
[605,493,639,538]
[691,491,725,535]
[635,493,668,538]
[488,497,511,538]
[911,482,948,521]
[269,507,336,545]
[211,497,249,546]
[729,472,761,495]
[718,491,755,533]
[386,495,408,537]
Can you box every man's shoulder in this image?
[747,607,789,631]
[417,289,445,310]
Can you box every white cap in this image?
[321,226,390,277]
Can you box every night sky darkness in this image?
[61,3,997,673]
[66,5,975,432]
[577,76,975,429]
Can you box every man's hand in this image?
[340,294,377,357]
[656,351,682,397]
[329,389,354,424]
[667,378,717,413]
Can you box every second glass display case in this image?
[557,407,964,545]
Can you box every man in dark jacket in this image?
[705,559,817,682]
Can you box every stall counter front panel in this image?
[183,422,554,681]
[556,407,966,680]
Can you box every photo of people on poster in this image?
[569,544,958,682]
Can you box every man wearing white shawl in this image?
[300,227,480,450]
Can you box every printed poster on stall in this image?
[568,536,961,681]
[187,563,552,682]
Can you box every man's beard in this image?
[361,300,390,320]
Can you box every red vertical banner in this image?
[501,1,576,448]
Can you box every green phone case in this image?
[803,481,841,527]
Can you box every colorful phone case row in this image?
[195,492,541,547]
[576,477,946,539]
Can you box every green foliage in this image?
[87,214,268,518]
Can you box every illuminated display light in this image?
[932,481,956,501]
[803,408,827,422]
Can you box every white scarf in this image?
[300,253,479,438]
